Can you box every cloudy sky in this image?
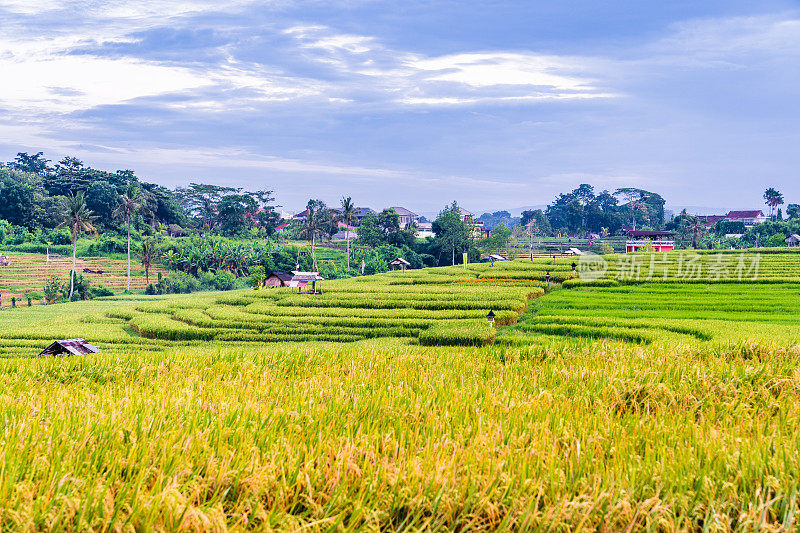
[1,0,799,214]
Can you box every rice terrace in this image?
[3,244,800,530]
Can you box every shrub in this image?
[43,276,62,304]
[90,286,115,298]
[211,271,236,291]
[62,274,92,301]
[86,235,129,255]
[46,228,73,246]
[248,266,265,289]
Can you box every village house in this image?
[625,229,676,253]
[456,207,487,238]
[332,221,358,240]
[725,210,767,228]
[264,271,292,287]
[292,206,375,224]
[697,215,726,226]
[348,207,376,222]
[415,221,435,239]
[391,207,419,230]
[785,234,800,247]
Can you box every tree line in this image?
[1,152,282,238]
[476,184,666,236]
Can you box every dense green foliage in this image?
[2,155,185,233]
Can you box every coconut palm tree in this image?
[114,182,151,292]
[763,188,784,221]
[138,239,159,284]
[340,196,356,271]
[58,192,97,300]
[303,199,328,272]
[680,214,705,249]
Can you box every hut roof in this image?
[626,230,675,238]
[39,338,100,357]
[291,271,324,281]
[389,257,411,266]
[269,271,293,282]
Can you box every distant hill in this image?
[507,205,548,217]
[667,205,764,216]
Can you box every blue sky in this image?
[1,0,799,215]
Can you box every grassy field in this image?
[1,251,800,530]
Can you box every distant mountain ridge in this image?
[667,206,763,216]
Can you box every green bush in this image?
[211,271,236,291]
[46,228,73,246]
[90,286,115,298]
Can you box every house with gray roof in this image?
[390,207,418,229]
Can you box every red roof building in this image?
[725,210,767,227]
[697,215,725,225]
[625,230,675,253]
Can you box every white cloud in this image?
[410,53,596,90]
[0,54,209,113]
[0,0,256,18]
[0,0,62,14]
[648,13,800,66]
[279,26,615,106]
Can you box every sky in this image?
[1,0,800,215]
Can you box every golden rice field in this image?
[0,251,167,302]
[1,250,800,531]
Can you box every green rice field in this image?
[1,250,800,530]
[0,251,166,303]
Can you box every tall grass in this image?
[1,341,800,529]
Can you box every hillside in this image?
[0,251,167,303]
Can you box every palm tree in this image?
[303,199,327,272]
[138,239,159,285]
[340,196,356,271]
[680,214,705,249]
[58,192,97,300]
[114,182,151,292]
[763,188,784,221]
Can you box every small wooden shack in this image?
[785,234,800,247]
[39,338,100,357]
[291,271,324,293]
[389,257,411,273]
[264,271,292,287]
